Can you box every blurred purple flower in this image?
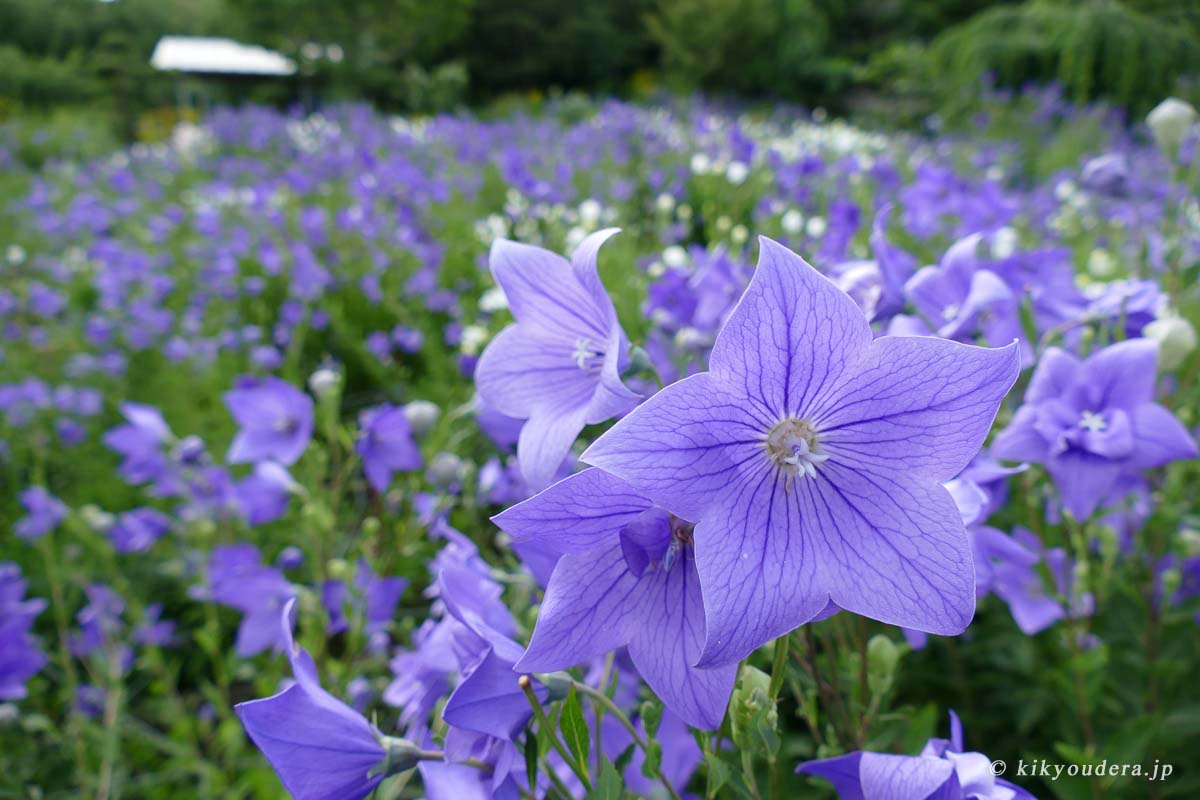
[15,487,67,540]
[225,376,313,466]
[357,404,422,493]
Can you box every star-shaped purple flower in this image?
[991,339,1197,519]
[225,376,314,466]
[583,238,1020,666]
[475,229,639,490]
[495,468,738,729]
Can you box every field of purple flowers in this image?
[3,89,1200,800]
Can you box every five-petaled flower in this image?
[475,229,639,491]
[991,339,1197,520]
[583,237,1021,666]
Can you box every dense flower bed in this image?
[2,92,1199,799]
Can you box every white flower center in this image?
[1079,410,1107,432]
[572,338,605,372]
[765,418,829,482]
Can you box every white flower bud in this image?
[308,366,342,398]
[403,400,441,438]
[726,161,749,185]
[781,209,804,235]
[1144,316,1197,370]
[427,452,466,486]
[1146,97,1198,157]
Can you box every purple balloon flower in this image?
[0,562,48,700]
[202,544,297,658]
[992,339,1197,520]
[108,508,172,553]
[356,404,423,493]
[799,711,1037,799]
[495,468,737,728]
[583,238,1020,666]
[475,229,639,490]
[102,402,173,486]
[15,486,67,540]
[225,376,314,466]
[235,601,388,800]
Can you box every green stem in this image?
[572,681,683,800]
[519,676,592,792]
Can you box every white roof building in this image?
[150,36,296,76]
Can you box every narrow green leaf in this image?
[560,686,591,771]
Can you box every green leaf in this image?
[640,739,662,781]
[588,758,624,800]
[524,731,539,791]
[561,686,591,771]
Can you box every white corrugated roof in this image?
[150,36,296,76]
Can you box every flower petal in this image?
[582,372,765,522]
[1082,337,1158,408]
[800,465,976,635]
[709,236,872,420]
[626,550,737,729]
[475,327,593,420]
[1129,402,1198,469]
[492,468,655,556]
[693,471,828,667]
[515,545,643,672]
[817,336,1020,482]
[516,403,589,491]
[490,238,608,340]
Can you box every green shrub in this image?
[930,0,1200,115]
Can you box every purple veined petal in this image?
[991,406,1051,462]
[796,752,866,799]
[442,647,536,741]
[489,238,609,341]
[587,324,640,422]
[1082,337,1158,409]
[515,546,645,673]
[626,548,737,730]
[858,753,956,798]
[800,464,976,637]
[582,372,765,522]
[569,227,622,314]
[1129,402,1198,469]
[235,684,385,800]
[692,471,828,668]
[492,468,656,556]
[816,336,1021,483]
[475,326,596,420]
[1045,451,1123,520]
[709,236,873,421]
[516,402,590,491]
[1025,347,1081,404]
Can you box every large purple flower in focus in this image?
[495,468,737,729]
[800,711,1037,799]
[475,229,639,490]
[236,600,388,800]
[1,562,48,700]
[991,339,1197,520]
[225,376,314,466]
[584,238,1020,666]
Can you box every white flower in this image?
[479,286,508,313]
[726,161,749,185]
[461,324,491,356]
[780,209,804,235]
[1086,248,1116,279]
[689,153,711,174]
[579,199,602,228]
[805,216,827,238]
[662,245,688,269]
[655,193,675,213]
